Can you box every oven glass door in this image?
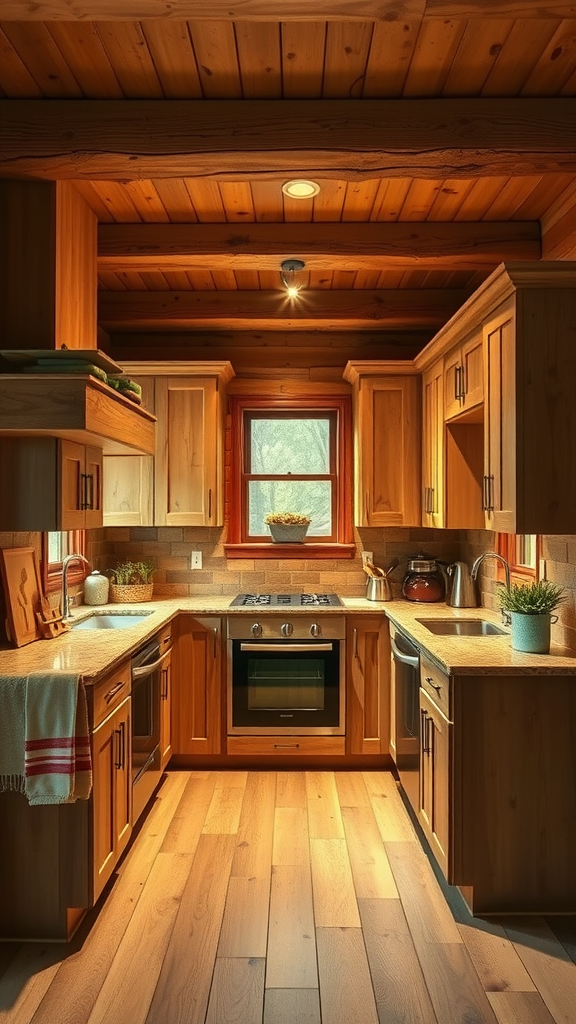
[231,639,341,732]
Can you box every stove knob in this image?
[309,622,321,638]
[251,622,263,638]
[281,622,294,637]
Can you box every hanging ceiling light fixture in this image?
[280,258,305,298]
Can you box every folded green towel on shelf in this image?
[23,363,108,382]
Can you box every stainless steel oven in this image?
[130,635,171,823]
[227,595,345,736]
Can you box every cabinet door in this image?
[484,305,516,532]
[154,377,219,526]
[91,696,132,901]
[102,377,155,527]
[444,331,483,421]
[159,651,172,769]
[347,616,390,755]
[422,360,444,528]
[83,446,103,528]
[355,376,420,527]
[172,616,222,755]
[419,688,450,879]
[60,439,86,530]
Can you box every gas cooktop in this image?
[231,593,342,608]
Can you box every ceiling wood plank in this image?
[1,2,574,20]
[2,98,576,180]
[98,287,469,330]
[541,179,576,258]
[97,221,541,272]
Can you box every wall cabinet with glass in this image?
[344,362,421,527]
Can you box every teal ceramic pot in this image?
[510,611,555,653]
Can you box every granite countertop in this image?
[0,595,575,681]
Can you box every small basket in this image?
[110,583,154,603]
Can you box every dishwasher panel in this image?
[390,629,420,815]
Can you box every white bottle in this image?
[84,570,110,606]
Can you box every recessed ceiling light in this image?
[282,179,321,199]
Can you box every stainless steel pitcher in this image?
[366,576,393,602]
[446,561,478,608]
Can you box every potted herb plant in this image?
[264,511,311,544]
[498,580,565,653]
[108,560,155,603]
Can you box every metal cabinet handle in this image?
[208,488,212,521]
[105,680,126,704]
[80,473,88,510]
[425,675,442,694]
[161,666,169,700]
[213,626,218,658]
[87,473,94,510]
[482,474,495,513]
[421,709,430,754]
[353,627,358,659]
[274,743,300,748]
[454,365,460,401]
[114,721,126,770]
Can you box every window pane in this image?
[248,480,332,536]
[516,535,536,569]
[250,418,330,474]
[47,532,70,565]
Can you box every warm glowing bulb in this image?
[286,285,300,298]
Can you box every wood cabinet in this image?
[421,359,444,528]
[419,686,450,879]
[343,362,421,527]
[105,362,234,527]
[172,615,223,756]
[0,436,102,531]
[159,623,174,770]
[91,695,132,901]
[347,615,390,755]
[443,329,483,420]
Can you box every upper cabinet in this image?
[421,359,444,529]
[104,362,234,528]
[443,329,484,421]
[417,262,576,535]
[344,362,421,528]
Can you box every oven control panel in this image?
[227,615,346,641]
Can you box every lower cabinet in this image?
[346,615,391,755]
[171,615,222,756]
[91,695,132,901]
[159,624,173,770]
[418,687,450,878]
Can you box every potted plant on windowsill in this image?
[265,512,311,544]
[498,580,566,653]
[108,560,155,603]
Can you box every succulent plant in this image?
[264,511,311,526]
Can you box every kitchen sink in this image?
[416,618,507,636]
[71,611,154,631]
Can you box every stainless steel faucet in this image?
[61,553,90,620]
[471,551,511,591]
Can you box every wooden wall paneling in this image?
[0,180,56,349]
[520,19,576,95]
[280,20,326,98]
[218,181,256,222]
[0,22,83,96]
[55,182,98,350]
[44,22,124,98]
[74,181,117,222]
[362,20,419,96]
[480,19,562,96]
[403,18,467,96]
[322,20,374,98]
[441,18,515,96]
[90,181,143,221]
[152,179,200,221]
[140,20,203,98]
[0,25,43,96]
[95,21,164,97]
[121,180,171,222]
[234,21,282,98]
[188,21,242,97]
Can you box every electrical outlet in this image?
[190,551,202,570]
[362,551,373,566]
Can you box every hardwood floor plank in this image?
[416,941,499,1024]
[363,771,418,843]
[217,876,270,958]
[358,897,438,1024]
[316,926,379,1024]
[487,990,557,1024]
[306,772,345,839]
[160,772,217,853]
[266,865,317,989]
[385,840,462,945]
[341,806,399,899]
[231,770,276,878]
[275,770,307,808]
[201,774,248,834]
[145,833,237,1024]
[263,988,321,1024]
[205,957,265,1024]
[87,852,194,1024]
[503,917,576,1024]
[457,919,537,993]
[334,770,371,808]
[0,946,63,1024]
[545,917,576,965]
[27,772,190,1024]
[310,838,360,928]
[272,806,309,866]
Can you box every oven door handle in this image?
[132,647,172,679]
[390,635,420,669]
[239,642,334,652]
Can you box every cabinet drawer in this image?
[420,654,451,720]
[227,736,346,757]
[158,621,174,650]
[91,659,132,728]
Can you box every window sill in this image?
[224,543,356,560]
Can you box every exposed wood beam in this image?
[541,181,576,260]
[1,1,574,19]
[98,222,541,273]
[98,288,468,331]
[1,100,575,181]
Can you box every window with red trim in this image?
[42,531,88,593]
[497,533,540,582]
[225,395,354,558]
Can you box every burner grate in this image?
[231,593,341,608]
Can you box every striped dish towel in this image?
[0,673,92,805]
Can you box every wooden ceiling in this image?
[1,1,575,358]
